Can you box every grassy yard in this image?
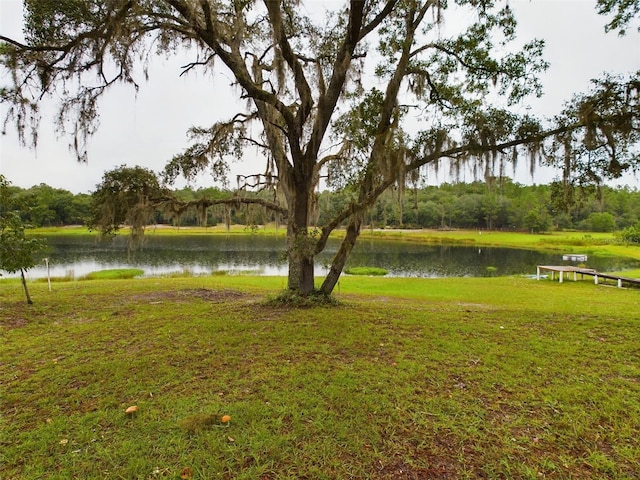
[1,274,639,479]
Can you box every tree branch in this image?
[359,0,400,40]
[263,0,314,126]
[307,0,367,161]
[180,54,216,76]
[157,196,288,218]
[174,2,296,130]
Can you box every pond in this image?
[13,233,640,280]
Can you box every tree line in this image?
[9,178,640,234]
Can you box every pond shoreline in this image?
[13,227,640,281]
[29,224,640,260]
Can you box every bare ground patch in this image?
[0,308,29,329]
[133,288,258,304]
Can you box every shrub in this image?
[619,222,640,244]
[344,266,389,276]
[81,268,144,280]
[587,212,616,232]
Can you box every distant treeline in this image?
[8,179,640,233]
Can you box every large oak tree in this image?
[2,0,638,295]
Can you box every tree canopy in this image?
[2,0,639,296]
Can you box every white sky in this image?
[1,0,639,194]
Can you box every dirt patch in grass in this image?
[134,288,256,304]
[0,309,29,329]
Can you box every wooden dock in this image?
[537,265,640,289]
[562,254,588,262]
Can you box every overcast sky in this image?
[1,0,639,194]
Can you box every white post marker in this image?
[44,258,52,292]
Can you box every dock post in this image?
[537,266,540,280]
[559,272,563,283]
[618,279,622,288]
[594,275,598,285]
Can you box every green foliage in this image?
[12,183,91,226]
[619,222,640,243]
[523,207,552,233]
[598,0,640,34]
[0,175,48,304]
[0,176,47,275]
[586,212,617,232]
[0,213,46,275]
[6,177,640,233]
[88,165,169,240]
[548,74,640,188]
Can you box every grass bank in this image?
[1,275,639,479]
[359,229,640,262]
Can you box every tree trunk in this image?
[20,268,33,305]
[286,226,315,295]
[286,181,315,295]
[320,215,363,295]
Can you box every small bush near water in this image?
[344,266,389,276]
[81,268,144,280]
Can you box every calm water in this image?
[16,233,640,279]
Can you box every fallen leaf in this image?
[221,415,231,423]
[59,439,68,445]
[125,405,138,414]
[227,436,235,443]
[180,467,193,479]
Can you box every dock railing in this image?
[537,265,640,288]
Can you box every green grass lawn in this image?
[1,275,639,479]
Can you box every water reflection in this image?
[15,234,640,279]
